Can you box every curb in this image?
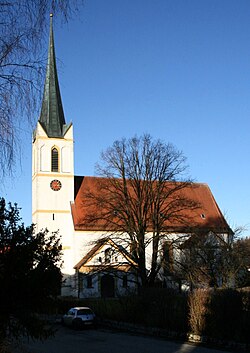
[98,319,249,352]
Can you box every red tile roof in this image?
[71,176,230,233]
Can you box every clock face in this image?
[50,179,62,191]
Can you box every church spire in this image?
[39,14,67,138]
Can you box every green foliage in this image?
[0,198,62,343]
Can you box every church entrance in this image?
[100,274,115,298]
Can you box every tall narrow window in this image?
[122,275,128,288]
[87,275,93,288]
[51,147,59,172]
[162,241,174,275]
[105,248,112,263]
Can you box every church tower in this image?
[32,15,75,294]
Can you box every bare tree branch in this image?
[0,0,83,180]
[80,134,200,288]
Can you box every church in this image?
[32,16,232,298]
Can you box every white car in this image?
[62,307,96,329]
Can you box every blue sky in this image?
[2,0,250,236]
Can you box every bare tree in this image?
[230,234,250,287]
[0,0,83,178]
[80,134,199,288]
[176,227,248,289]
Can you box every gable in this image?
[74,237,136,270]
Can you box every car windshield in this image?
[77,309,93,316]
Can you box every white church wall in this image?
[34,212,75,273]
[77,272,137,299]
[61,146,72,173]
[80,274,100,298]
[71,229,187,276]
[73,230,105,265]
[40,144,50,171]
[116,273,138,296]
[32,124,75,282]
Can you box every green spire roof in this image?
[39,14,68,138]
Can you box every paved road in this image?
[13,325,236,353]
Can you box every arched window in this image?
[105,248,112,263]
[51,147,59,172]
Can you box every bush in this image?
[55,289,188,333]
[134,288,188,332]
[55,288,250,344]
[188,288,250,343]
[0,198,62,342]
[205,289,242,340]
[240,289,250,344]
[188,288,210,335]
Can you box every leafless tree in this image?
[80,134,199,288]
[176,227,249,289]
[231,234,250,287]
[0,0,83,178]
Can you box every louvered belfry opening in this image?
[51,147,59,172]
